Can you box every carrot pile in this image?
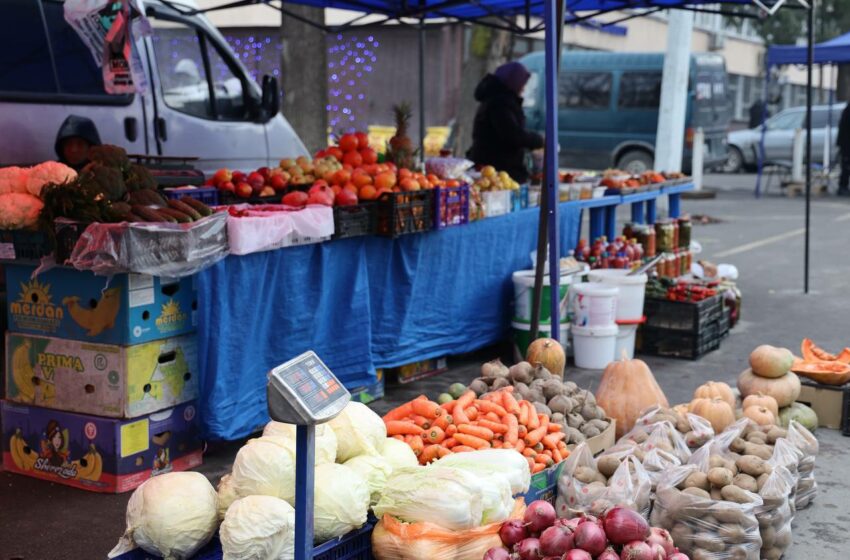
[382,387,570,473]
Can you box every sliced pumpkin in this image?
[801,338,850,363]
[791,358,850,386]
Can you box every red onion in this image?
[578,513,602,526]
[666,551,690,560]
[604,507,650,545]
[649,543,667,560]
[598,547,620,560]
[516,538,543,560]
[539,525,575,556]
[558,517,583,531]
[620,540,653,560]
[564,550,593,560]
[500,519,528,547]
[647,527,675,556]
[484,547,511,560]
[573,521,607,556]
[524,501,557,534]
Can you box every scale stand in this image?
[267,351,351,560]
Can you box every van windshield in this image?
[692,65,729,128]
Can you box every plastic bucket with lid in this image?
[512,269,581,323]
[570,283,619,327]
[587,269,648,322]
[572,324,618,369]
[511,320,569,363]
[614,324,639,360]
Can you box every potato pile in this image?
[556,442,652,519]
[651,462,763,560]
[786,421,819,508]
[467,359,610,444]
[756,465,795,560]
[637,405,714,450]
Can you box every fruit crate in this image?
[333,203,376,239]
[0,230,53,261]
[375,190,434,237]
[433,184,469,229]
[638,320,725,360]
[643,294,724,332]
[162,186,219,206]
[111,522,374,560]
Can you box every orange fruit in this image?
[333,169,351,185]
[359,185,378,200]
[343,182,358,194]
[352,173,373,188]
[398,168,412,179]
[400,178,420,191]
[375,171,397,191]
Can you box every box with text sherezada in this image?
[1,400,202,493]
[5,333,198,418]
[5,264,197,345]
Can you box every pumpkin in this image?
[749,345,794,378]
[743,405,775,426]
[693,381,736,409]
[596,355,668,438]
[801,338,850,364]
[672,403,690,416]
[742,393,779,418]
[689,397,736,433]
[791,359,850,386]
[778,402,818,431]
[526,338,565,379]
[737,369,801,408]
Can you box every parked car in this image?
[0,0,307,175]
[520,50,731,174]
[725,103,845,173]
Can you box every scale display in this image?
[267,351,350,424]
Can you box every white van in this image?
[0,0,307,175]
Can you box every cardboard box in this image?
[5,264,197,345]
[798,381,849,432]
[2,400,203,493]
[378,357,448,384]
[5,333,198,418]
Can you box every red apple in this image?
[232,171,246,184]
[219,181,235,193]
[234,182,253,198]
[270,175,287,191]
[257,166,272,180]
[247,171,265,192]
[307,189,334,207]
[335,188,358,206]
[282,190,309,208]
[212,168,232,186]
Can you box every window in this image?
[523,72,539,109]
[0,0,57,94]
[810,109,838,129]
[151,19,213,119]
[42,1,117,97]
[205,40,247,120]
[618,72,661,108]
[559,72,611,109]
[767,111,804,131]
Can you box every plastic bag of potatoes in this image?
[597,420,690,491]
[555,442,651,520]
[787,421,818,509]
[636,405,715,450]
[650,464,763,560]
[755,465,795,560]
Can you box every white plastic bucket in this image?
[614,324,639,360]
[572,324,618,369]
[570,283,619,327]
[511,321,569,363]
[512,269,580,323]
[587,269,648,322]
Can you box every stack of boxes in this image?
[1,265,203,492]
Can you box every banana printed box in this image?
[5,264,197,345]
[2,400,203,493]
[5,333,198,418]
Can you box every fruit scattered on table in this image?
[473,165,520,191]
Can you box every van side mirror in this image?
[261,75,280,118]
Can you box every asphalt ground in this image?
[2,173,849,559]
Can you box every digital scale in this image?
[267,351,351,560]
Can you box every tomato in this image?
[342,150,363,168]
[355,131,369,150]
[327,146,344,162]
[339,134,359,152]
[360,148,378,165]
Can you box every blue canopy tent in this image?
[767,29,850,66]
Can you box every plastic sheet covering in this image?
[425,157,474,180]
[68,213,228,277]
[226,205,334,255]
[371,499,524,560]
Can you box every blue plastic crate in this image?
[518,460,564,507]
[163,187,220,206]
[111,522,374,560]
[433,184,470,230]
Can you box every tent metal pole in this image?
[805,3,813,294]
[544,0,561,341]
[419,18,426,166]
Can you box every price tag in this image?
[267,351,350,425]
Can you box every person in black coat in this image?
[749,99,769,129]
[838,104,850,196]
[54,115,102,171]
[468,62,544,184]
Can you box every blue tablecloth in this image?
[197,204,581,440]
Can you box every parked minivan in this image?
[0,0,307,175]
[520,51,731,173]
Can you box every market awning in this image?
[767,30,850,67]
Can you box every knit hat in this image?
[493,62,531,95]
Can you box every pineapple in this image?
[387,102,416,170]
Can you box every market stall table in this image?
[196,202,581,440]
